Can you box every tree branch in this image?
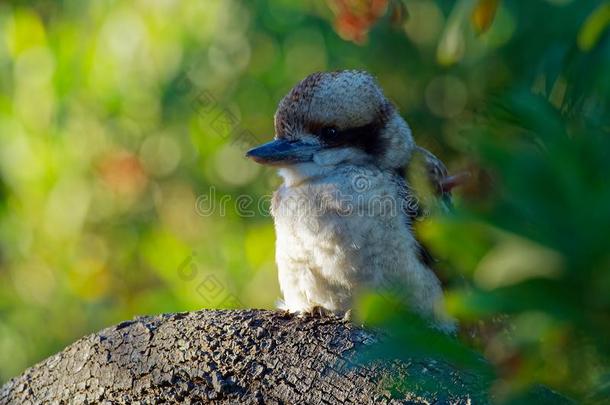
[0,309,564,404]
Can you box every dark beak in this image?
[245,139,321,166]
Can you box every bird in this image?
[246,70,457,332]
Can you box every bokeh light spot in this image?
[283,28,327,81]
[425,75,468,118]
[213,144,261,187]
[403,1,444,47]
[140,134,182,177]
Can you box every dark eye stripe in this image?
[323,121,386,155]
[312,101,393,156]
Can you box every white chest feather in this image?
[271,163,453,331]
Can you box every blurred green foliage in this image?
[0,0,608,403]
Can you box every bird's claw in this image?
[301,305,334,319]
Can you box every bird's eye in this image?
[320,127,337,138]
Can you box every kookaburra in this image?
[246,70,456,332]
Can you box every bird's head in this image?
[246,70,415,177]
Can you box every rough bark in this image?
[0,309,562,404]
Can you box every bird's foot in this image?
[302,305,334,319]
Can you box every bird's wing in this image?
[410,145,471,214]
[391,169,438,269]
[396,146,469,284]
[413,145,453,213]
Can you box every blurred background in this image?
[0,0,609,402]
